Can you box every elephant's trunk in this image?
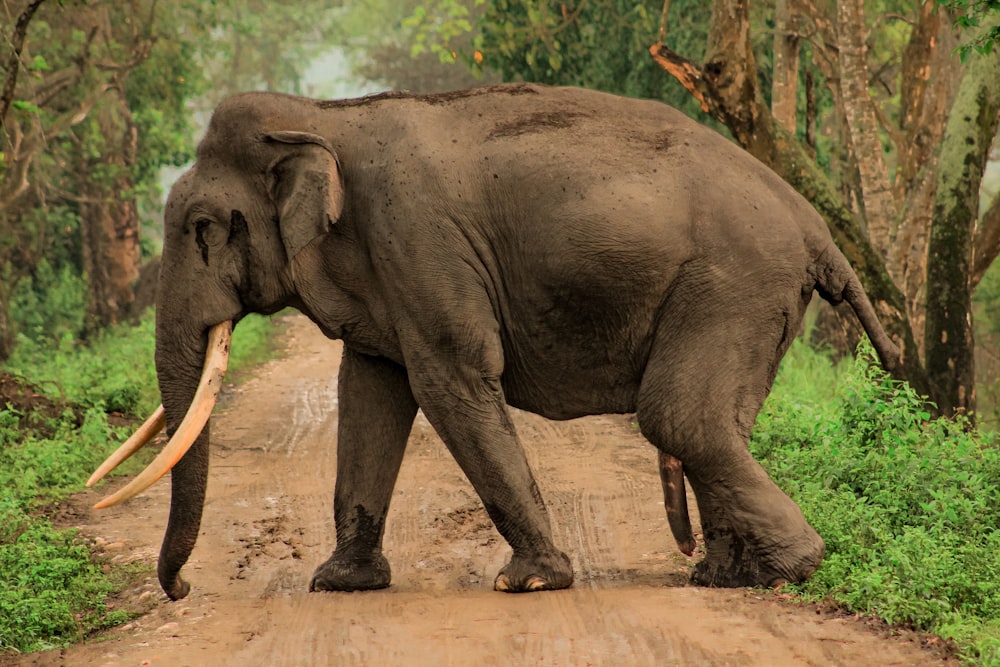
[87,317,231,600]
[88,322,231,506]
[158,424,210,600]
[154,319,232,600]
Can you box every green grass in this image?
[0,406,145,653]
[753,340,1000,665]
[0,310,281,655]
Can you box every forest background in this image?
[2,0,1000,664]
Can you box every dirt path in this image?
[19,315,951,666]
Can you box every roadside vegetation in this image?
[754,339,1000,665]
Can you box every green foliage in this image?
[126,35,205,200]
[1,0,347,361]
[6,313,159,415]
[0,406,142,654]
[0,408,130,509]
[475,0,712,119]
[405,1,483,62]
[10,260,88,348]
[338,0,493,93]
[0,520,134,653]
[752,340,1000,663]
[937,0,1000,61]
[5,311,280,416]
[397,0,712,115]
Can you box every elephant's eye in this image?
[193,217,227,265]
[185,216,214,233]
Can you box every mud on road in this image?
[17,315,951,667]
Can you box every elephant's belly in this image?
[496,294,660,420]
[499,345,643,420]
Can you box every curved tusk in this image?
[87,405,166,487]
[93,321,232,510]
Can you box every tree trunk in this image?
[771,0,800,134]
[836,0,896,258]
[924,36,1000,418]
[973,193,1000,290]
[0,292,13,362]
[890,6,961,357]
[79,86,140,333]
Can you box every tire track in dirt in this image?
[17,314,952,667]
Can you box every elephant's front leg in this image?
[411,365,573,593]
[310,348,418,592]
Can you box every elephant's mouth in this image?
[87,321,233,508]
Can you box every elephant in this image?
[88,83,899,601]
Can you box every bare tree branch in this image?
[1,0,47,135]
[0,119,29,206]
[658,0,672,43]
[648,44,708,112]
[0,82,111,210]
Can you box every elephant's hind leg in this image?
[310,348,418,592]
[637,302,823,588]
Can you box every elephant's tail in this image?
[658,451,695,557]
[813,244,901,371]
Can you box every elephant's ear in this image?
[264,131,345,260]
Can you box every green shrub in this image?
[0,522,133,653]
[10,259,88,347]
[752,340,1000,664]
[6,314,159,415]
[0,407,142,655]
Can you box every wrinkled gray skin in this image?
[154,83,899,601]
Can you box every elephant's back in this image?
[334,82,818,286]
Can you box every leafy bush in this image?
[0,407,141,654]
[0,521,133,653]
[753,340,1000,664]
[10,259,88,347]
[6,313,158,415]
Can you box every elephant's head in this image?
[86,97,345,599]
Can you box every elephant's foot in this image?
[493,548,574,593]
[691,522,824,588]
[309,552,391,592]
[682,460,825,588]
